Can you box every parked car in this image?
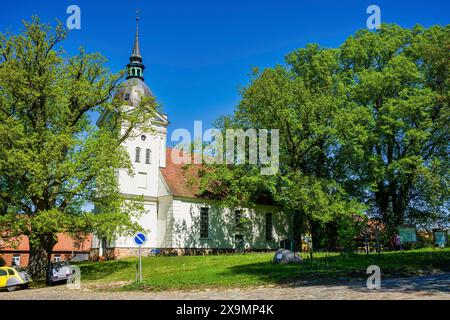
[46,261,74,285]
[0,267,31,292]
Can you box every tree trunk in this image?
[28,244,48,280]
[292,212,303,246]
[28,235,57,280]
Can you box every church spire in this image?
[131,15,141,60]
[126,12,145,80]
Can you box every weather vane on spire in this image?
[126,9,145,80]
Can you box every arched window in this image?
[135,147,141,162]
[145,149,151,164]
[137,69,141,76]
[132,68,136,76]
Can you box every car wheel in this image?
[7,285,18,292]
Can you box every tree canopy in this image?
[199,24,449,243]
[0,17,157,278]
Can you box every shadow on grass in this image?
[222,251,450,293]
[222,260,360,286]
[78,260,134,281]
[78,250,450,293]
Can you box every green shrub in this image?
[336,215,366,252]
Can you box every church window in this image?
[132,68,136,76]
[200,208,209,239]
[145,149,151,164]
[135,147,141,162]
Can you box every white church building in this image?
[92,18,293,259]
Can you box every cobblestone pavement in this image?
[0,273,449,300]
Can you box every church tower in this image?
[113,15,168,197]
[95,16,169,257]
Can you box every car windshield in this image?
[51,261,69,267]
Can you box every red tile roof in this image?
[160,148,275,205]
[160,148,204,198]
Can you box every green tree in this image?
[199,45,364,244]
[199,24,449,245]
[339,24,449,232]
[0,18,157,278]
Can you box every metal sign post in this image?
[133,232,147,283]
[139,245,142,282]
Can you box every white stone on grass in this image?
[273,249,302,264]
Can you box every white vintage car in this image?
[46,261,74,285]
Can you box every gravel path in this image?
[1,273,449,300]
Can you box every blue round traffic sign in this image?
[134,232,147,246]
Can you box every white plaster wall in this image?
[169,198,292,249]
[118,132,163,198]
[112,201,157,248]
[156,195,172,247]
[159,134,167,168]
[157,171,171,197]
[95,104,168,251]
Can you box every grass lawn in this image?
[76,248,450,291]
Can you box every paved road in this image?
[1,273,449,300]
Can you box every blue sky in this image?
[1,0,449,143]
